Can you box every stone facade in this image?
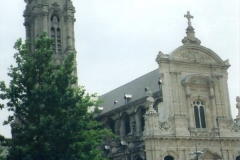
[97,12,240,160]
[144,12,240,160]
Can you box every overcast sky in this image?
[0,0,239,138]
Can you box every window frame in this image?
[193,99,206,129]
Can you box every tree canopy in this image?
[0,33,111,160]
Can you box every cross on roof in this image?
[184,11,194,28]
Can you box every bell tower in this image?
[23,0,77,70]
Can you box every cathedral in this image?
[8,0,240,160]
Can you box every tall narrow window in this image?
[193,100,206,128]
[57,28,61,53]
[140,107,146,132]
[51,15,61,54]
[107,118,115,134]
[51,27,55,51]
[125,115,130,135]
[200,106,206,128]
[194,106,200,128]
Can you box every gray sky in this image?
[0,0,239,138]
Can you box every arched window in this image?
[57,28,61,53]
[193,100,206,128]
[134,157,143,160]
[236,156,240,160]
[51,15,61,54]
[125,114,130,135]
[121,113,131,137]
[139,107,146,132]
[107,118,115,134]
[164,156,174,160]
[51,27,55,51]
[153,99,162,112]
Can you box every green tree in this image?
[0,134,7,160]
[0,148,5,160]
[0,33,111,160]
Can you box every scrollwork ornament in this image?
[195,131,211,137]
[159,117,173,131]
[230,122,240,132]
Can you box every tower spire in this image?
[182,11,201,45]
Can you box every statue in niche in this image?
[157,102,173,131]
[52,16,59,27]
[210,87,214,98]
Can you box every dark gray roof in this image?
[97,69,160,115]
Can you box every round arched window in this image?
[164,156,174,160]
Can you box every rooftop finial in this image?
[182,11,201,45]
[184,11,194,29]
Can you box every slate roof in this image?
[97,69,160,116]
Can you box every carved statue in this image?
[237,96,240,117]
[155,51,169,61]
[186,86,191,96]
[52,16,58,24]
[210,87,214,98]
[145,87,152,97]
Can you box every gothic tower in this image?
[23,0,77,75]
[11,0,78,138]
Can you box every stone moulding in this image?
[181,74,216,86]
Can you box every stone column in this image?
[228,150,234,160]
[120,119,125,139]
[143,97,160,137]
[186,86,195,133]
[24,22,30,39]
[42,6,48,32]
[210,87,217,128]
[135,112,140,136]
[222,150,228,160]
[184,149,190,160]
[219,76,228,117]
[66,12,73,48]
[170,72,180,114]
[176,72,185,115]
[213,76,222,116]
[143,96,161,160]
[178,149,185,160]
[114,119,120,136]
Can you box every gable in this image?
[198,149,222,159]
[169,44,225,66]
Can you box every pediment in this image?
[169,44,226,66]
[192,149,222,160]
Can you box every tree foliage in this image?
[0,33,111,160]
